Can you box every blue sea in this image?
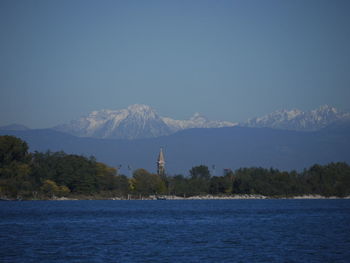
[1,199,350,263]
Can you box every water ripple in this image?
[1,200,349,262]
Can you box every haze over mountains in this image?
[3,104,348,140]
[0,124,30,131]
[242,105,350,131]
[53,104,349,140]
[54,104,237,139]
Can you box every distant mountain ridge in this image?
[54,104,237,139]
[2,104,349,139]
[0,124,30,131]
[241,105,350,131]
[54,104,350,139]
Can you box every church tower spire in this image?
[157,147,165,176]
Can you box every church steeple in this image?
[157,147,165,176]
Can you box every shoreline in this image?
[2,195,350,201]
[148,194,350,200]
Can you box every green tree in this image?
[188,165,211,195]
[0,136,32,198]
[168,174,190,196]
[57,185,70,197]
[209,175,233,195]
[40,179,59,198]
[131,169,166,195]
[0,135,29,167]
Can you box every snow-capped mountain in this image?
[163,112,236,132]
[242,105,350,131]
[54,104,237,139]
[54,104,349,139]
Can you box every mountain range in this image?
[242,105,350,131]
[51,104,349,140]
[2,104,348,140]
[54,104,237,139]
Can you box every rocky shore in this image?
[3,194,349,201]
[156,194,350,200]
[108,194,350,200]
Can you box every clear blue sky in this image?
[1,0,349,128]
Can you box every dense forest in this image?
[0,135,349,199]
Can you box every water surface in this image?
[1,199,349,262]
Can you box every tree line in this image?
[0,135,349,199]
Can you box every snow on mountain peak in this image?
[127,104,153,112]
[190,113,207,122]
[54,104,347,139]
[242,105,349,131]
[55,104,236,139]
[126,104,158,119]
[191,112,203,118]
[313,104,338,114]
